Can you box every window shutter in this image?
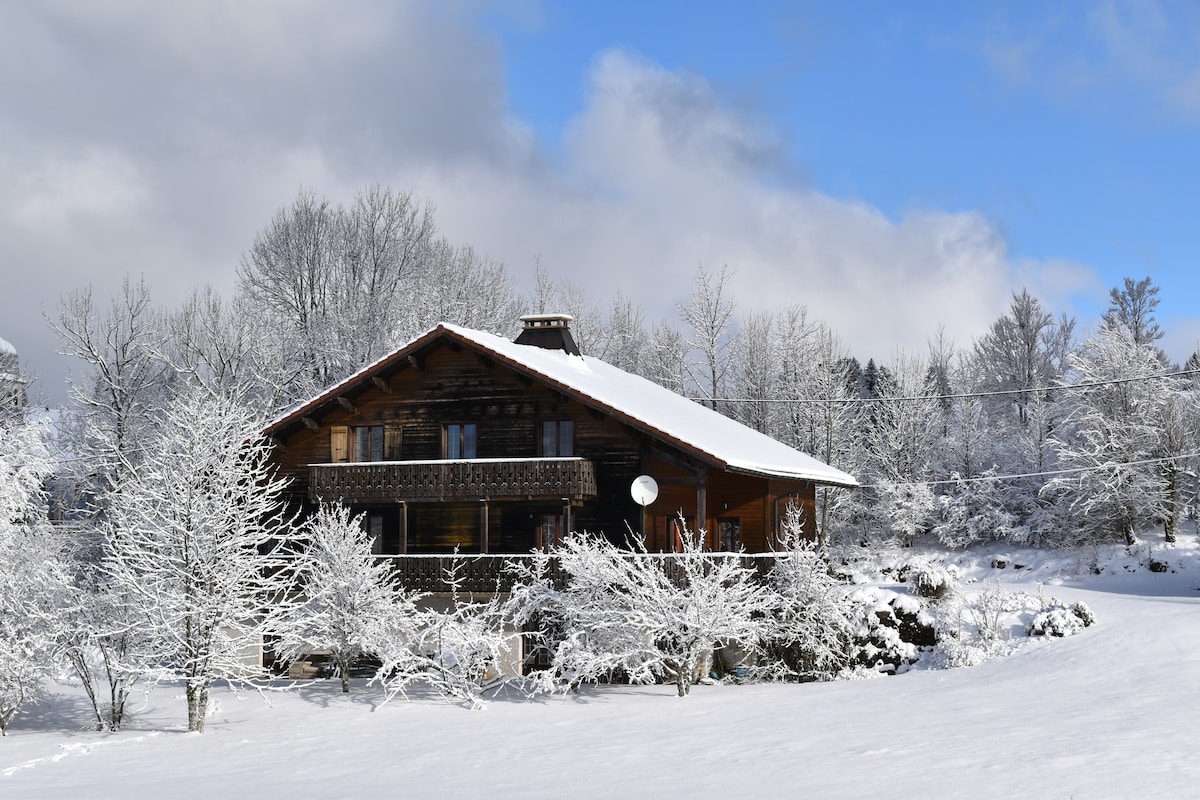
[330,425,349,463]
[384,425,402,460]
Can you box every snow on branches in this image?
[101,384,303,732]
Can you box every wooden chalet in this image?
[264,314,857,589]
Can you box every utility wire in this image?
[697,367,1200,405]
[877,451,1200,489]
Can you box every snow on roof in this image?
[0,336,15,356]
[447,324,856,486]
[267,323,858,487]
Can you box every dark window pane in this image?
[370,426,384,462]
[559,420,573,457]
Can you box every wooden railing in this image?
[309,458,598,504]
[378,553,785,594]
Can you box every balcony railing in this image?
[309,457,598,504]
[379,553,785,594]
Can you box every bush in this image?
[903,557,957,600]
[847,588,937,674]
[1028,602,1096,638]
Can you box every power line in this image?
[866,451,1200,490]
[698,367,1200,405]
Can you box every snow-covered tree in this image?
[102,384,303,732]
[864,352,943,544]
[510,526,772,697]
[0,416,64,736]
[414,558,512,709]
[762,505,856,680]
[971,289,1073,427]
[50,276,167,520]
[678,263,737,409]
[278,503,423,693]
[1102,276,1164,351]
[1046,326,1175,545]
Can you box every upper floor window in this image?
[444,423,477,459]
[541,420,574,457]
[331,425,401,463]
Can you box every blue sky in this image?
[2,1,1199,400]
[485,1,1200,322]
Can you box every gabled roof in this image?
[265,323,858,488]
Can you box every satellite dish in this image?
[630,475,659,507]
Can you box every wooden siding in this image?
[270,336,819,552]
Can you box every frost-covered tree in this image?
[865,352,943,544]
[763,505,856,680]
[1046,326,1176,545]
[102,384,302,732]
[510,527,771,697]
[678,263,737,409]
[1102,276,1164,350]
[279,503,422,693]
[597,291,650,376]
[50,276,167,519]
[971,289,1073,427]
[645,321,689,394]
[0,416,64,736]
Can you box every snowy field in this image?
[3,543,1200,800]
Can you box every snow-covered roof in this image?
[0,336,15,356]
[267,323,858,487]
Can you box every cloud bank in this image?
[0,2,1101,401]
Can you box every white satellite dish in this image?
[630,475,659,507]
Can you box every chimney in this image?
[514,313,581,355]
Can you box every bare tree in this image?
[678,263,737,409]
[50,276,167,516]
[971,289,1073,427]
[1103,276,1164,349]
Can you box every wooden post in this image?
[397,501,407,554]
[477,496,487,554]
[696,477,708,550]
[562,498,571,547]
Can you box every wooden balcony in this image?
[309,457,598,504]
[380,553,783,594]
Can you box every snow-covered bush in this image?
[903,556,957,600]
[847,588,936,674]
[1028,601,1096,637]
[413,555,512,709]
[508,526,773,697]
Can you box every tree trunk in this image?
[186,681,209,733]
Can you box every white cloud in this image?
[417,50,1092,362]
[0,6,1104,401]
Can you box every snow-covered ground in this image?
[4,542,1200,799]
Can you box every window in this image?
[541,420,574,457]
[331,425,401,463]
[718,518,741,552]
[444,423,477,459]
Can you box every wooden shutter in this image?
[384,425,402,461]
[330,425,349,463]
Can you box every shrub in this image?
[1028,602,1096,638]
[903,557,957,600]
